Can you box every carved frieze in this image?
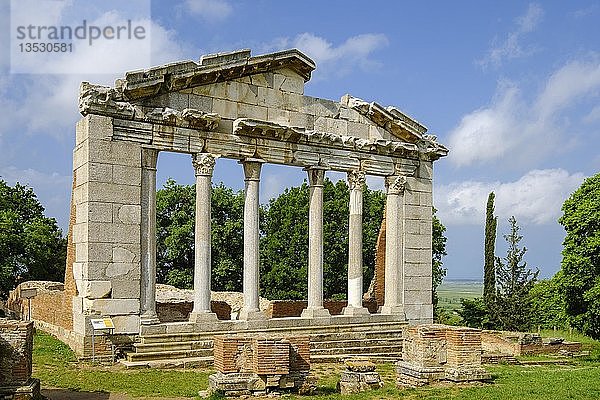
[234,118,420,159]
[79,82,135,119]
[146,108,220,130]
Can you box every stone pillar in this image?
[301,167,330,319]
[343,170,370,316]
[140,148,159,325]
[380,175,406,317]
[239,159,266,320]
[189,153,218,322]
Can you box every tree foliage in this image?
[558,172,600,339]
[156,178,447,303]
[260,178,386,300]
[494,216,539,331]
[529,272,569,330]
[484,192,497,308]
[156,179,245,291]
[0,179,66,298]
[432,209,447,318]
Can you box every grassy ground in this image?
[33,329,600,399]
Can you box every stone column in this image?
[343,170,370,316]
[380,175,406,316]
[140,148,159,325]
[189,153,218,323]
[239,159,266,320]
[301,167,331,319]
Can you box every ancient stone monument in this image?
[22,48,447,358]
[209,335,314,396]
[0,319,41,400]
[396,324,490,387]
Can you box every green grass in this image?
[33,331,211,398]
[33,329,600,399]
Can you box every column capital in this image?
[240,158,265,181]
[305,167,326,187]
[347,170,366,190]
[385,175,407,195]
[192,153,217,176]
[141,148,158,170]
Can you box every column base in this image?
[238,308,266,321]
[189,311,218,323]
[301,307,331,319]
[379,305,406,317]
[342,306,370,316]
[140,312,160,325]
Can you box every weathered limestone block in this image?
[397,324,491,387]
[82,298,140,315]
[338,359,383,395]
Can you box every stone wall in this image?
[266,300,378,318]
[156,300,231,322]
[71,115,144,340]
[0,319,33,386]
[7,283,71,331]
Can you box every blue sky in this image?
[1,1,599,280]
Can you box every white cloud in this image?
[263,33,388,77]
[0,166,72,230]
[479,3,543,68]
[435,168,585,226]
[0,15,185,139]
[448,57,600,167]
[183,0,232,21]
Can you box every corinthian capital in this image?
[385,175,406,195]
[192,153,217,176]
[347,170,366,190]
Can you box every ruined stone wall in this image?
[156,300,231,322]
[0,319,33,386]
[266,300,378,318]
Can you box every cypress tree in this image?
[483,192,497,308]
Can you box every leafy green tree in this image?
[156,179,245,290]
[0,179,66,298]
[260,178,386,300]
[558,172,600,338]
[484,192,497,308]
[529,272,569,330]
[458,298,488,328]
[432,209,447,318]
[494,216,539,331]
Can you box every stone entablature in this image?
[63,48,448,357]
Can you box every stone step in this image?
[121,356,214,369]
[139,321,406,344]
[133,339,214,354]
[126,348,213,362]
[311,353,402,363]
[311,345,403,356]
[310,338,401,350]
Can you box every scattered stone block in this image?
[338,358,383,395]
